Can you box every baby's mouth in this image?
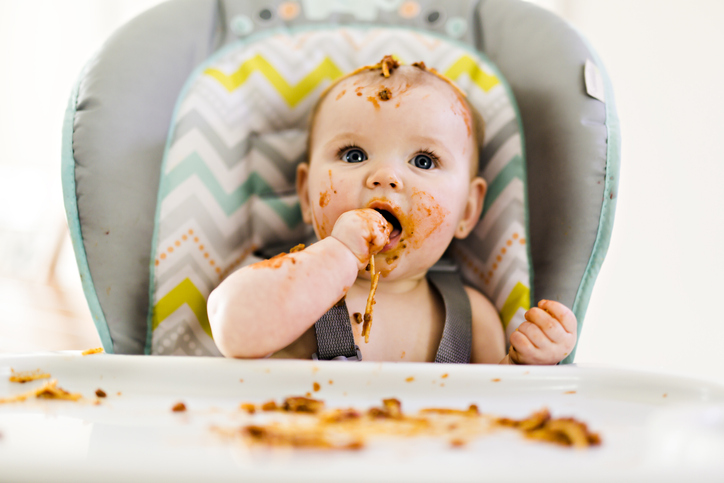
[374,208,402,240]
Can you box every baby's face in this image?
[298,68,484,279]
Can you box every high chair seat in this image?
[62,0,619,362]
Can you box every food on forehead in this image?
[378,55,399,78]
[378,87,392,101]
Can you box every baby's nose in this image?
[366,165,403,190]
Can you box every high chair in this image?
[62,0,620,363]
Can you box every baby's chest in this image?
[343,290,445,362]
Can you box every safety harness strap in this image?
[313,260,471,363]
[312,300,361,361]
[428,269,472,363]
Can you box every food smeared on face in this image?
[366,96,380,110]
[363,190,450,277]
[305,55,481,284]
[328,169,336,193]
[407,189,450,249]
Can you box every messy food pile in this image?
[2,357,601,451]
[213,396,601,450]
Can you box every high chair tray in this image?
[1,352,723,482]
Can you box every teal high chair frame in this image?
[62,0,620,362]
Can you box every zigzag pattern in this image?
[205,55,344,106]
[150,28,530,356]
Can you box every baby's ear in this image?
[455,177,486,239]
[296,162,313,224]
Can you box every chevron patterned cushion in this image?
[148,27,530,356]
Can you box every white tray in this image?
[1,352,724,482]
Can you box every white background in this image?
[0,0,723,383]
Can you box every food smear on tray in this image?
[212,396,601,450]
[81,347,104,356]
[497,408,601,448]
[0,380,83,403]
[8,368,51,383]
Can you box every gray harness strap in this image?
[312,300,362,361]
[313,260,471,363]
[428,268,472,363]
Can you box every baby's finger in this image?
[509,330,536,362]
[524,307,567,343]
[515,320,551,350]
[537,300,577,335]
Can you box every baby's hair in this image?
[306,56,485,177]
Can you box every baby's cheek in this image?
[312,171,340,239]
[406,189,451,249]
[313,206,333,240]
[319,190,331,208]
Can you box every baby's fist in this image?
[331,209,391,270]
[508,300,577,365]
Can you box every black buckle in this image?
[312,344,362,361]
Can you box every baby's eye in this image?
[410,153,435,170]
[343,148,367,163]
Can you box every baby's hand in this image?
[331,209,392,270]
[508,300,577,365]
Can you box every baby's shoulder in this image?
[463,285,498,319]
[464,285,506,363]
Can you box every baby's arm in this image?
[208,209,390,358]
[468,287,507,363]
[500,300,577,365]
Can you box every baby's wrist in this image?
[323,235,368,272]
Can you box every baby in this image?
[207,57,577,365]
